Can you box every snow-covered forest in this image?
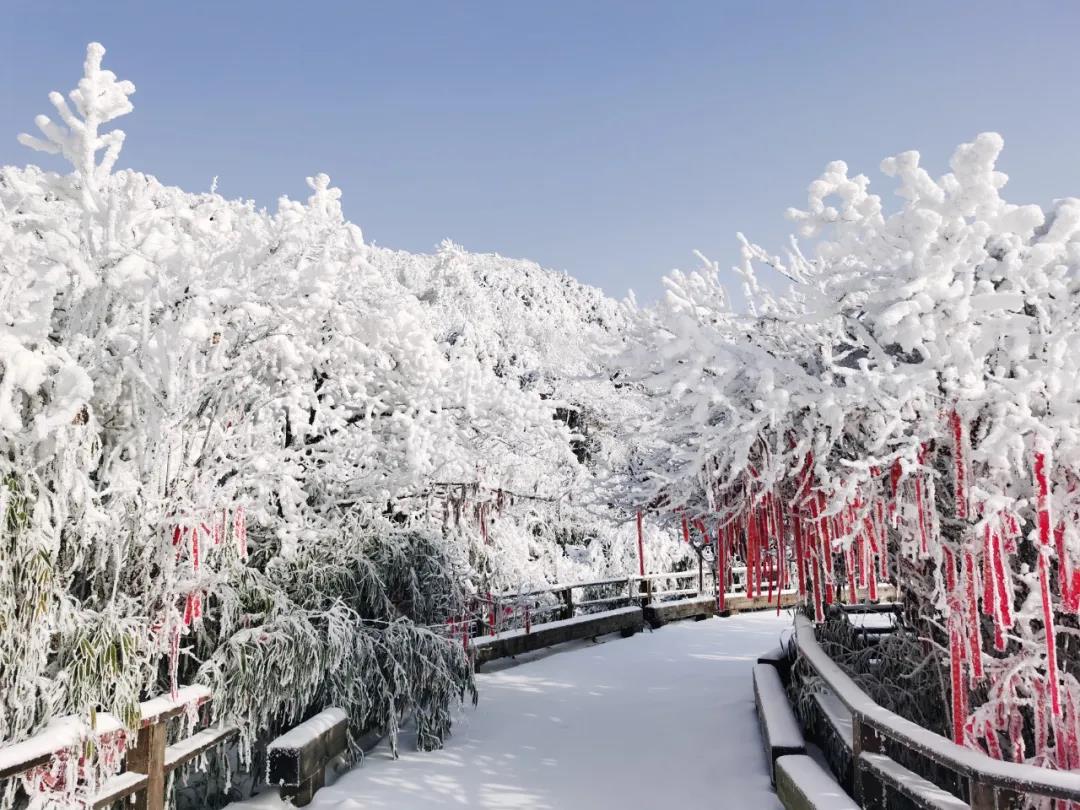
[0,44,696,808]
[3,40,1080,809]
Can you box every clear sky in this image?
[4,2,1080,301]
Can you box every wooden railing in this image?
[478,559,801,637]
[794,613,1080,808]
[473,557,803,639]
[480,569,712,636]
[0,686,237,810]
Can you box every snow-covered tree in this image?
[614,133,1080,775]
[18,42,134,211]
[0,43,647,809]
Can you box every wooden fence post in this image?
[560,588,574,621]
[852,714,884,810]
[969,779,1022,810]
[638,578,652,604]
[129,721,167,810]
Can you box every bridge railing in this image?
[793,613,1080,808]
[472,570,702,635]
[476,557,804,637]
[0,685,237,810]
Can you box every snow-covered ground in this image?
[228,611,793,810]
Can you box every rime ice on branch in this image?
[18,42,134,210]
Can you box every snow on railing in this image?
[0,686,236,810]
[464,561,798,640]
[794,613,1080,807]
[446,554,854,649]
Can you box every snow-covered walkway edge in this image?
[227,612,793,810]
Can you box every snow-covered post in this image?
[850,713,882,804]
[127,722,166,810]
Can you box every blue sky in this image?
[4,2,1080,300]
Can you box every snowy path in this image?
[228,611,793,810]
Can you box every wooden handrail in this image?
[497,570,706,600]
[0,686,237,810]
[793,613,1080,804]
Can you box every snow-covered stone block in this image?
[267,708,348,806]
[756,643,795,680]
[775,755,859,810]
[753,663,805,783]
[643,595,715,627]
